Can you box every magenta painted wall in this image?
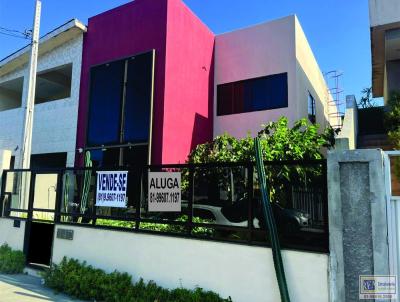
[162,0,214,163]
[75,0,214,165]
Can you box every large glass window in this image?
[124,52,153,143]
[87,61,125,146]
[86,51,154,167]
[217,73,288,116]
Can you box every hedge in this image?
[43,257,232,302]
[0,244,25,274]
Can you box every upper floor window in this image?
[35,63,72,104]
[86,51,154,148]
[308,92,316,124]
[217,73,288,116]
[0,77,23,112]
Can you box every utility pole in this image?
[18,0,41,169]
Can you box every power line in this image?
[0,26,31,39]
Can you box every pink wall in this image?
[75,0,214,165]
[162,0,214,163]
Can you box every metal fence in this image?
[0,160,328,253]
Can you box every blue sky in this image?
[0,0,371,100]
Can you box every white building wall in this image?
[0,218,26,251]
[0,35,83,167]
[52,225,329,302]
[369,0,400,27]
[214,15,332,139]
[214,16,297,138]
[294,16,333,129]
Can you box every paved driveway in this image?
[0,274,83,302]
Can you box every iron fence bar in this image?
[92,170,97,226]
[8,208,29,213]
[0,170,7,217]
[135,168,144,231]
[31,208,56,213]
[54,171,63,223]
[187,166,194,235]
[247,163,254,244]
[322,161,329,243]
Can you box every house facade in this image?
[74,0,335,167]
[0,0,334,168]
[0,19,86,168]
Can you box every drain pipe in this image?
[254,137,291,302]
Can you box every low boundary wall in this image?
[52,224,329,302]
[0,218,26,251]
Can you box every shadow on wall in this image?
[190,46,214,153]
[190,112,213,152]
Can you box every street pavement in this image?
[0,274,83,302]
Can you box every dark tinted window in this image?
[87,61,125,146]
[30,153,67,169]
[124,53,153,143]
[308,93,316,124]
[217,73,288,116]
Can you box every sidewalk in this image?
[0,274,82,302]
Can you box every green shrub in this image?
[43,257,232,302]
[0,244,25,274]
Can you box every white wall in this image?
[0,35,83,167]
[0,218,25,251]
[52,225,329,302]
[214,16,297,138]
[294,16,335,129]
[369,0,400,27]
[214,15,332,139]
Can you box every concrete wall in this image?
[294,17,334,129]
[214,15,332,138]
[0,36,84,167]
[160,0,214,163]
[369,0,400,27]
[328,149,390,302]
[0,218,25,251]
[214,16,296,138]
[52,224,329,302]
[336,95,358,150]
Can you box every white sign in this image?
[148,172,181,212]
[96,171,128,208]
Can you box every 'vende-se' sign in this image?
[148,172,181,212]
[96,171,128,208]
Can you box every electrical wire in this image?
[0,26,31,39]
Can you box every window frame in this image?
[217,72,289,116]
[84,50,155,165]
[308,92,316,124]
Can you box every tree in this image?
[187,117,335,203]
[385,91,400,145]
[188,117,335,163]
[358,87,377,109]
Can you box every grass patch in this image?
[43,257,232,302]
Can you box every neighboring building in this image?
[369,0,400,102]
[0,19,86,168]
[214,15,334,138]
[75,0,334,167]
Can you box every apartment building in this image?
[0,19,86,168]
